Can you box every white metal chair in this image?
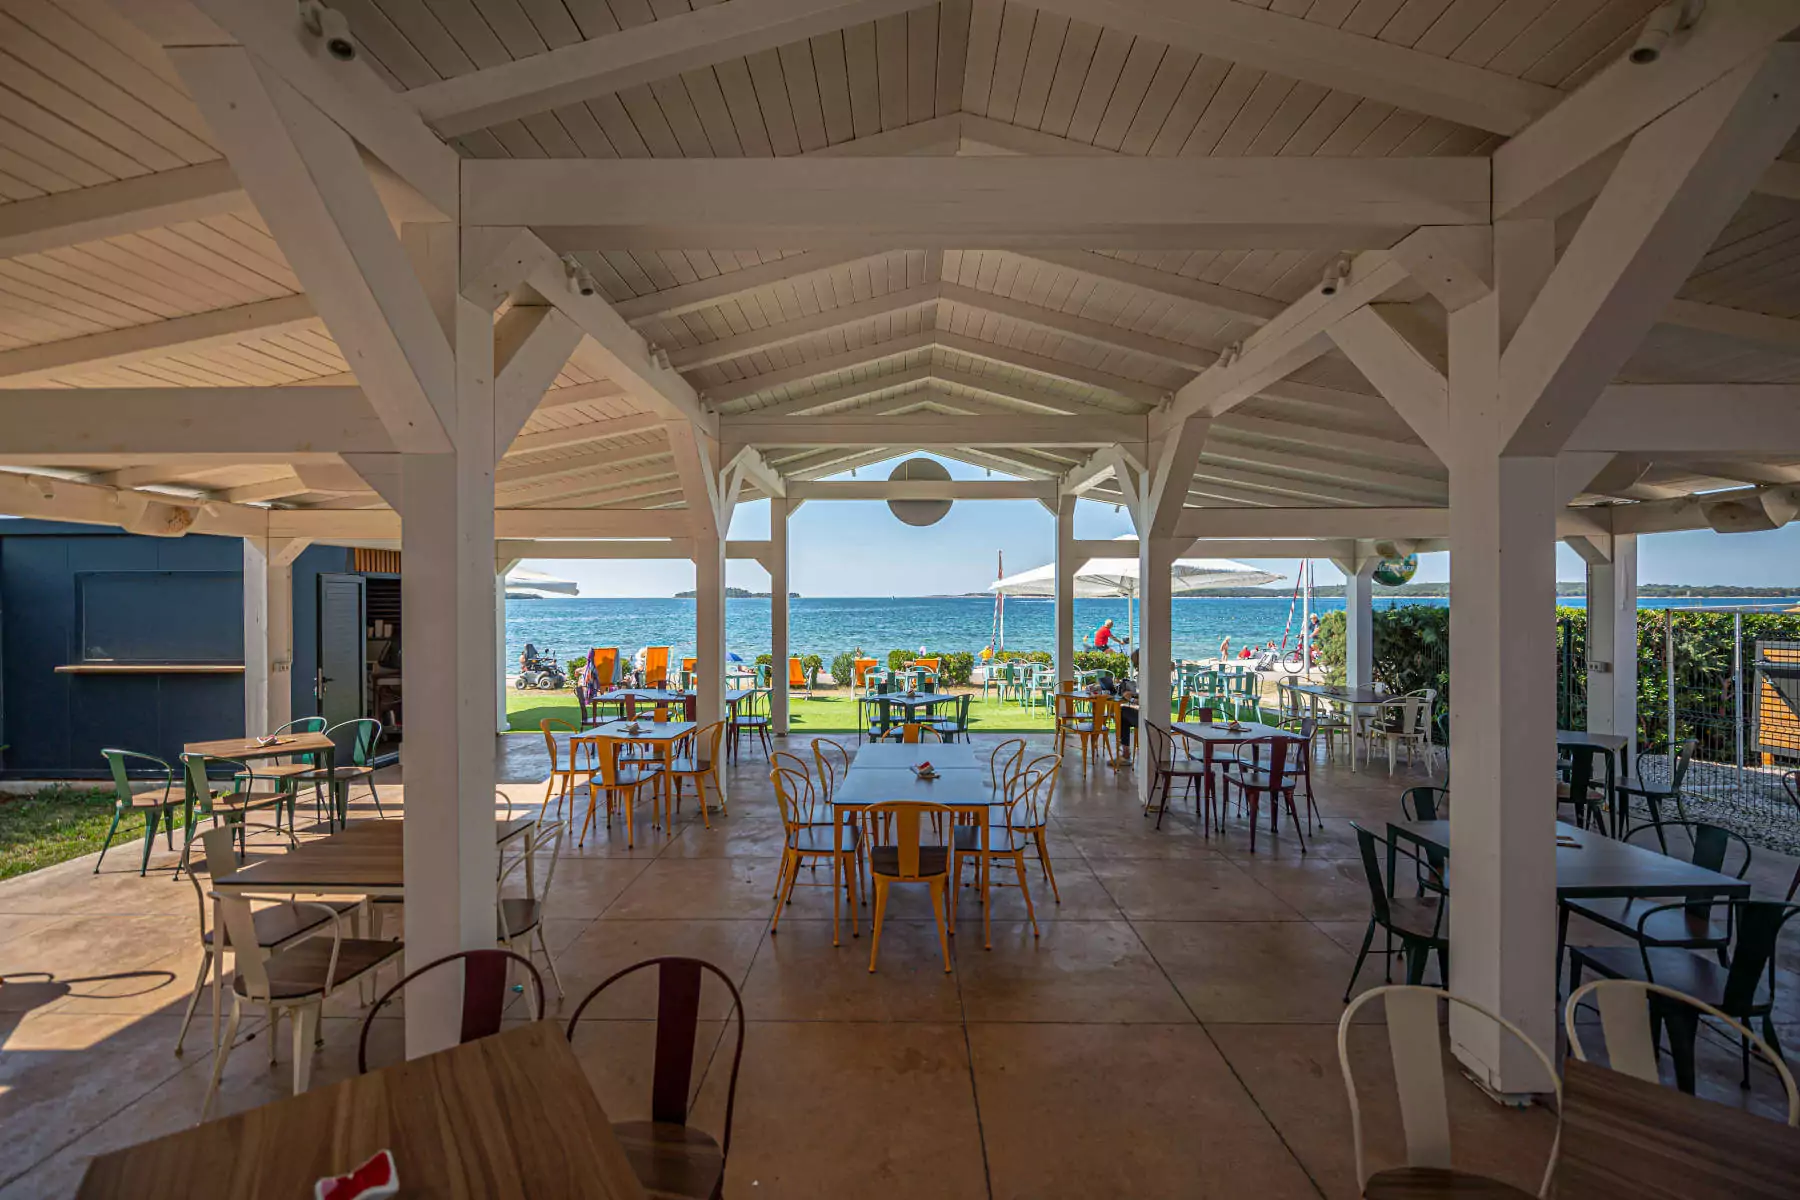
[1378,690,1438,777]
[497,807,567,999]
[1564,978,1799,1125]
[1338,984,1563,1198]
[200,836,403,1120]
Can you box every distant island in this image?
[674,587,800,598]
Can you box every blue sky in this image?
[527,453,1800,598]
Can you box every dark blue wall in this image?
[290,543,351,722]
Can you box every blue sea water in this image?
[504,593,1794,669]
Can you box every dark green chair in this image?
[861,695,895,744]
[1344,822,1447,1002]
[1618,738,1697,851]
[1557,743,1609,831]
[928,693,973,743]
[311,718,386,826]
[180,751,282,856]
[234,716,328,831]
[96,749,183,875]
[1569,899,1800,1092]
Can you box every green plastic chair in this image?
[97,749,183,876]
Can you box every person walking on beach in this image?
[1093,618,1115,650]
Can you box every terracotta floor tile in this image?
[969,1023,1321,1199]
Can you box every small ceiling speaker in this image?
[887,457,953,527]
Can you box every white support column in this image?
[769,498,791,736]
[694,528,727,732]
[1134,536,1177,802]
[399,226,499,1059]
[1583,535,1639,760]
[1054,495,1076,689]
[1445,230,1559,1094]
[1340,557,1377,691]
[242,538,270,737]
[494,558,519,734]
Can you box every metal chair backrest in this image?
[1277,677,1307,725]
[1013,759,1062,832]
[864,801,953,878]
[1350,823,1395,927]
[540,717,576,772]
[771,750,810,785]
[326,717,382,767]
[1142,721,1175,777]
[811,738,851,801]
[1341,985,1563,1196]
[566,957,746,1160]
[1400,786,1449,821]
[101,748,171,807]
[853,658,877,689]
[692,719,725,766]
[358,949,544,1072]
[733,687,768,722]
[897,722,936,744]
[1564,978,1799,1125]
[989,738,1027,790]
[1785,769,1799,812]
[499,811,566,938]
[271,716,326,736]
[1719,901,1800,1014]
[1621,820,1750,879]
[180,751,221,807]
[770,764,824,831]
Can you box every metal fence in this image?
[1577,607,1800,854]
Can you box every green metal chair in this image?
[180,752,282,856]
[310,718,387,827]
[1225,672,1260,721]
[96,749,184,876]
[979,661,1003,701]
[234,716,327,832]
[928,693,973,743]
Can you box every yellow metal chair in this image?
[864,801,955,973]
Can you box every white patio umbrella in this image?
[988,536,1282,646]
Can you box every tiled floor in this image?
[3,732,1798,1198]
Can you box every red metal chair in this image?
[356,948,544,1073]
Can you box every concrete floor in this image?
[3,733,1798,1198]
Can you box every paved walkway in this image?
[2,734,1796,1197]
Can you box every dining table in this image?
[831,741,1000,948]
[75,1021,648,1200]
[184,731,341,824]
[860,691,955,740]
[1171,718,1306,806]
[1286,683,1389,772]
[212,815,536,899]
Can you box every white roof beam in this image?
[705,331,934,404]
[496,442,673,486]
[0,296,319,386]
[928,367,1087,415]
[614,251,875,324]
[503,467,680,507]
[407,0,922,136]
[1192,462,1423,508]
[462,158,1490,248]
[0,387,391,455]
[1213,412,1440,471]
[1006,251,1284,327]
[1200,444,1445,501]
[1327,303,1451,459]
[1567,384,1800,454]
[788,479,1054,501]
[935,332,1167,409]
[503,413,666,457]
[1660,299,1800,354]
[740,366,935,417]
[494,305,583,453]
[1494,3,1800,219]
[1027,0,1557,135]
[1502,47,1800,456]
[0,468,267,538]
[939,283,1215,374]
[718,414,1142,447]
[0,161,249,258]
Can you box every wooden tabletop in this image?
[1558,729,1629,753]
[214,818,534,894]
[1558,1058,1800,1199]
[183,731,335,759]
[853,742,980,771]
[76,1021,646,1200]
[578,720,698,743]
[1389,820,1753,901]
[1288,683,1389,705]
[1173,720,1301,743]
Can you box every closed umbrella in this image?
[989,536,1282,646]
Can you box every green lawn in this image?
[503,686,1181,734]
[0,785,184,881]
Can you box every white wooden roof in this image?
[0,0,1796,541]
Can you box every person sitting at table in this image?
[1097,653,1139,752]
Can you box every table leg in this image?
[831,807,842,948]
[980,811,991,950]
[1386,836,1398,900]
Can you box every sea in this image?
[504,594,1798,668]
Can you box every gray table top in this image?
[852,743,980,771]
[1558,729,1629,753]
[1173,719,1302,743]
[863,692,956,710]
[1289,683,1389,705]
[1389,820,1753,900]
[578,719,697,743]
[831,768,999,806]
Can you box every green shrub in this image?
[881,648,975,685]
[887,649,912,671]
[803,653,824,685]
[1074,650,1131,678]
[992,649,1051,664]
[830,651,856,687]
[566,658,585,681]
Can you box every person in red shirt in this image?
[1093,618,1115,650]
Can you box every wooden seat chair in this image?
[769,764,862,934]
[1219,736,1308,854]
[95,749,185,876]
[172,823,360,1057]
[566,957,746,1200]
[180,751,285,856]
[308,718,388,826]
[1054,692,1101,773]
[583,741,664,848]
[232,717,329,830]
[200,828,404,1120]
[1344,823,1447,1000]
[865,801,956,973]
[497,811,568,998]
[357,948,544,1073]
[1565,978,1799,1123]
[540,717,592,824]
[1340,984,1562,1199]
[667,721,727,828]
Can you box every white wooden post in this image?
[242,537,270,737]
[399,226,499,1058]
[1582,535,1639,761]
[1341,557,1377,690]
[1134,537,1177,801]
[769,498,790,736]
[1054,495,1076,689]
[1445,227,1558,1094]
[694,529,727,732]
[494,560,518,734]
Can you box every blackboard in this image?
[77,571,241,663]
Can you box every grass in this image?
[502,685,1186,734]
[0,784,187,881]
